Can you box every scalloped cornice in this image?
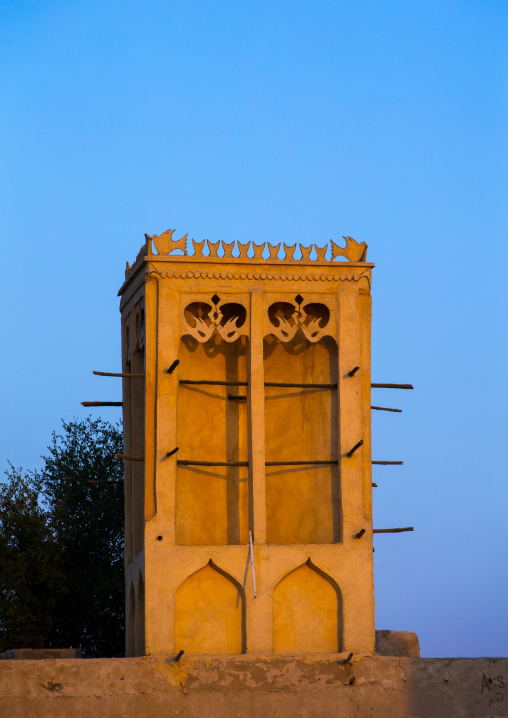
[149,267,370,283]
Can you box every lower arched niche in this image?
[175,560,246,654]
[273,559,342,653]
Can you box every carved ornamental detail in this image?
[267,295,331,343]
[149,230,367,262]
[183,295,248,343]
[124,231,369,279]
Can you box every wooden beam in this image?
[373,527,414,533]
[81,401,123,407]
[94,371,144,378]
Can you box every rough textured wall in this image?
[1,654,507,718]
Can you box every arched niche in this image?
[175,561,246,654]
[176,333,249,546]
[136,574,145,656]
[127,582,135,657]
[273,560,342,653]
[264,334,340,544]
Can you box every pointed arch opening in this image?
[175,560,246,654]
[264,334,340,544]
[273,559,342,652]
[176,334,249,546]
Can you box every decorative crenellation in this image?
[125,241,150,278]
[124,230,368,279]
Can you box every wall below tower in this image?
[1,655,507,718]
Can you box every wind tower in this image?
[117,231,375,657]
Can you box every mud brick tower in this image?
[118,231,374,657]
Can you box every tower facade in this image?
[119,231,374,657]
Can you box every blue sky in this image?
[1,0,507,657]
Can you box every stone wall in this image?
[1,654,507,717]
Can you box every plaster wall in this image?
[1,655,507,718]
[119,238,375,657]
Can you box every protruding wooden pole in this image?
[347,440,364,457]
[81,401,123,407]
[94,371,144,378]
[373,527,414,533]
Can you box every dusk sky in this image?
[1,0,507,657]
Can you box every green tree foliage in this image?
[0,418,124,657]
